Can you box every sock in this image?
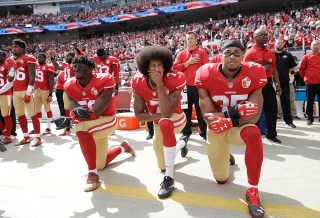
[164,146,176,178]
[31,115,41,134]
[240,126,263,186]
[18,115,28,133]
[105,147,122,165]
[47,118,52,129]
[76,131,97,170]
[65,109,70,117]
[89,169,98,175]
[3,116,12,137]
[175,140,186,157]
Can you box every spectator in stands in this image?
[299,40,320,125]
[243,28,282,144]
[274,38,297,128]
[173,31,209,141]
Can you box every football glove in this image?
[208,117,233,134]
[23,95,31,103]
[224,101,258,119]
[70,107,96,123]
[51,117,71,130]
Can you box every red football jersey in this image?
[7,54,36,91]
[131,71,186,120]
[195,62,267,112]
[93,55,120,85]
[64,73,116,116]
[62,62,75,81]
[35,63,55,90]
[0,61,12,95]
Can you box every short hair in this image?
[73,56,96,69]
[38,53,46,58]
[135,45,173,77]
[12,39,26,49]
[96,47,108,56]
[66,52,75,57]
[186,31,197,38]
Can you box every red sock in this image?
[36,112,42,118]
[47,111,53,118]
[65,109,70,117]
[76,131,96,170]
[240,126,263,186]
[3,116,12,137]
[105,147,122,165]
[159,119,176,147]
[31,115,41,134]
[18,115,28,133]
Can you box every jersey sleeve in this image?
[171,71,186,91]
[249,63,267,89]
[195,63,211,89]
[27,55,36,64]
[47,64,55,73]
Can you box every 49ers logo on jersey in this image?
[242,77,251,88]
[91,87,98,95]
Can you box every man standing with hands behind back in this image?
[173,31,209,142]
[243,29,282,144]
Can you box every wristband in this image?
[8,68,15,77]
[223,111,230,118]
[230,117,239,127]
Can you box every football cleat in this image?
[30,137,42,147]
[84,172,100,192]
[58,130,71,136]
[15,136,33,146]
[120,140,135,156]
[246,187,265,218]
[158,176,175,199]
[42,128,52,135]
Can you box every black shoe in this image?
[229,154,235,165]
[180,136,189,158]
[158,176,174,199]
[307,120,313,125]
[294,116,301,120]
[146,133,154,140]
[266,137,281,144]
[246,187,265,218]
[286,123,296,128]
[199,133,207,140]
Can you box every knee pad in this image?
[158,119,175,147]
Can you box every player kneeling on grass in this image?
[54,56,135,192]
[196,40,267,218]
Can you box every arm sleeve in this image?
[172,52,186,72]
[299,56,307,79]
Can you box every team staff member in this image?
[299,40,320,125]
[7,39,42,147]
[196,40,267,218]
[243,28,282,144]
[63,56,135,192]
[274,38,297,128]
[173,31,209,141]
[50,52,75,136]
[32,53,55,135]
[0,50,14,144]
[132,46,188,199]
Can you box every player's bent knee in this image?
[240,125,260,142]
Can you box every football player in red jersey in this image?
[63,56,135,192]
[0,50,14,144]
[196,40,267,218]
[49,52,75,136]
[30,53,55,135]
[132,46,187,199]
[7,39,42,147]
[93,48,120,95]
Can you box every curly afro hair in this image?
[135,45,173,77]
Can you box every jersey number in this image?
[35,70,44,82]
[77,100,95,109]
[212,94,248,112]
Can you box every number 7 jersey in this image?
[195,62,267,112]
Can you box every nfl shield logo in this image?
[228,83,233,88]
[91,87,98,95]
[242,77,251,88]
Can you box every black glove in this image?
[51,117,71,130]
[72,107,93,119]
